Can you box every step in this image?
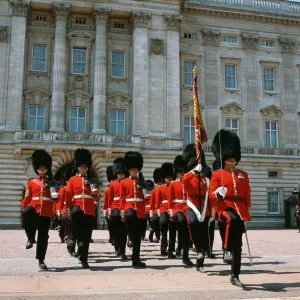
[0,200,21,207]
[0,180,28,186]
[0,206,22,212]
[0,189,24,195]
[0,211,21,217]
[0,217,21,225]
[0,195,23,200]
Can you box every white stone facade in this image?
[0,0,299,228]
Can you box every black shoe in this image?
[168,252,176,259]
[109,237,112,243]
[175,248,182,258]
[60,238,65,243]
[70,251,77,257]
[81,261,90,269]
[90,239,94,243]
[132,260,146,268]
[26,239,33,249]
[161,249,168,256]
[127,240,133,248]
[149,237,154,243]
[38,260,47,270]
[154,238,160,243]
[207,253,216,259]
[183,258,194,266]
[121,254,128,260]
[32,239,36,244]
[230,275,245,289]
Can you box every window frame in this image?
[260,39,276,48]
[72,48,88,75]
[265,120,279,148]
[27,105,45,131]
[263,67,276,92]
[109,110,126,135]
[31,45,47,73]
[183,116,195,145]
[267,191,280,215]
[223,36,237,44]
[183,61,197,87]
[183,33,197,40]
[69,107,86,133]
[111,51,125,79]
[225,118,239,136]
[224,64,237,89]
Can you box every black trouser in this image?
[71,206,94,263]
[208,220,215,254]
[63,218,76,253]
[175,212,190,260]
[218,219,226,250]
[160,212,176,253]
[23,206,51,261]
[141,217,147,239]
[125,209,145,261]
[106,217,114,243]
[220,208,244,277]
[111,208,127,255]
[152,213,161,240]
[58,219,65,240]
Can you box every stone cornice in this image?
[53,4,71,23]
[9,0,30,17]
[93,8,111,21]
[129,12,151,29]
[164,14,182,31]
[0,26,9,43]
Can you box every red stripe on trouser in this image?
[221,211,231,250]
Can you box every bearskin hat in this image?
[74,148,92,169]
[62,164,74,184]
[112,158,126,176]
[182,144,207,172]
[173,155,187,175]
[153,168,163,184]
[31,150,52,177]
[212,129,241,167]
[124,151,143,171]
[161,162,175,180]
[106,166,115,182]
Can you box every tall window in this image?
[268,191,280,214]
[69,108,86,132]
[32,45,47,72]
[225,119,239,135]
[184,61,196,86]
[28,106,45,131]
[265,121,278,148]
[223,36,237,43]
[109,110,125,134]
[264,67,275,92]
[224,64,236,89]
[112,51,125,78]
[184,116,195,144]
[72,48,87,75]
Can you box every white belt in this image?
[73,195,93,199]
[145,205,150,208]
[32,197,51,201]
[113,197,120,201]
[162,200,168,204]
[126,198,144,202]
[174,199,187,204]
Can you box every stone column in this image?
[49,4,70,132]
[5,1,29,130]
[92,8,111,134]
[165,15,181,138]
[131,12,151,136]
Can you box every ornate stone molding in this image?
[10,0,29,17]
[93,8,111,21]
[279,38,296,52]
[241,33,258,49]
[53,4,71,22]
[129,12,151,29]
[150,38,164,55]
[260,104,283,118]
[67,31,95,42]
[220,102,245,115]
[164,15,182,31]
[201,30,220,45]
[0,26,9,43]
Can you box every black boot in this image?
[132,260,146,268]
[230,275,245,289]
[26,239,33,249]
[121,253,128,260]
[176,247,182,258]
[38,260,47,270]
[168,251,176,259]
[182,258,193,266]
[80,261,90,269]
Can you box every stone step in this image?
[0,189,24,195]
[0,200,21,207]
[0,211,21,217]
[0,217,21,225]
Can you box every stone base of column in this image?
[49,127,65,132]
[1,125,22,131]
[92,129,107,134]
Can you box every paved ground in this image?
[0,229,300,299]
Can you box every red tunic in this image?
[156,184,170,214]
[149,188,158,214]
[22,177,57,218]
[182,172,211,217]
[53,187,66,214]
[120,177,146,219]
[108,180,122,211]
[144,192,151,213]
[168,180,187,215]
[209,169,251,222]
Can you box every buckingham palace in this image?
[0,0,299,228]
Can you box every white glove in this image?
[108,208,112,218]
[121,210,125,219]
[217,186,227,199]
[90,184,98,195]
[157,209,160,218]
[169,209,174,218]
[103,210,107,217]
[149,210,153,219]
[144,194,151,200]
[50,187,58,199]
[194,164,202,173]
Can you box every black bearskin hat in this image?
[153,168,163,184]
[106,166,115,182]
[161,162,175,180]
[124,151,143,171]
[74,148,92,169]
[212,129,241,167]
[112,158,126,176]
[62,164,74,184]
[173,155,187,175]
[31,150,53,178]
[182,143,207,172]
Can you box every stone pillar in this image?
[165,15,181,138]
[92,8,111,134]
[5,1,29,130]
[131,12,151,136]
[49,4,70,132]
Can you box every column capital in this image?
[201,30,220,46]
[93,8,111,21]
[53,4,71,22]
[0,26,9,43]
[241,33,258,49]
[164,15,182,31]
[279,38,296,52]
[9,0,29,17]
[129,12,151,29]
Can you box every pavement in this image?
[0,229,300,300]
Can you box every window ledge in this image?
[72,73,88,77]
[183,85,193,89]
[264,91,278,95]
[225,88,239,92]
[29,71,48,76]
[109,76,127,81]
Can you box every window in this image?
[184,116,195,144]
[114,22,125,29]
[268,191,280,214]
[224,64,237,89]
[32,45,47,72]
[35,15,47,22]
[69,108,86,132]
[75,18,87,25]
[109,110,125,134]
[261,40,275,48]
[112,51,125,78]
[72,48,87,75]
[223,36,237,43]
[264,67,275,92]
[184,61,196,86]
[225,119,239,135]
[184,33,197,40]
[265,121,278,148]
[268,171,278,178]
[28,106,45,131]
[297,44,300,51]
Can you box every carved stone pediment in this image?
[220,102,245,114]
[0,26,9,43]
[279,38,296,52]
[241,33,258,49]
[150,39,164,55]
[24,88,50,104]
[107,92,131,108]
[66,89,92,106]
[201,30,220,45]
[260,104,283,118]
[181,99,204,112]
[67,31,94,41]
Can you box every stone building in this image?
[0,0,299,228]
